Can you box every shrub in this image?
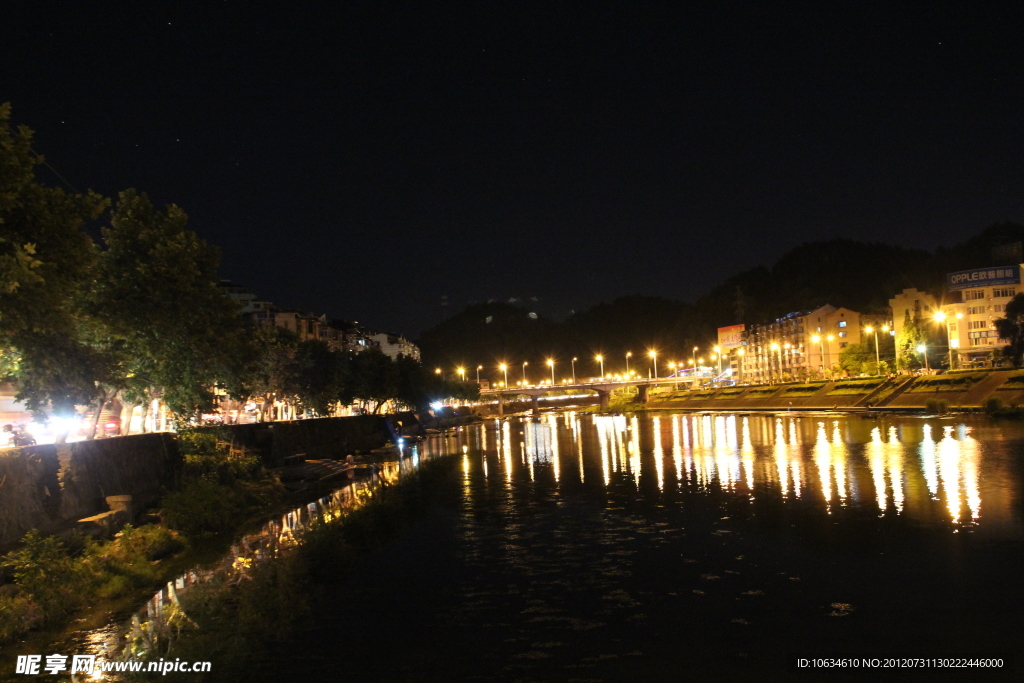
[0,592,43,642]
[985,397,1004,415]
[1,530,90,620]
[925,399,949,414]
[162,479,247,536]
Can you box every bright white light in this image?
[429,401,444,410]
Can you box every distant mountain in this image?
[418,223,1024,373]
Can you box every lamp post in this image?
[917,344,930,371]
[595,354,604,378]
[865,326,880,373]
[769,343,779,383]
[625,351,632,375]
[547,358,555,385]
[571,357,577,384]
[649,350,658,378]
[783,343,791,380]
[476,365,483,383]
[933,311,955,370]
[522,361,529,385]
[457,367,465,382]
[435,367,442,381]
[692,346,698,375]
[826,335,835,378]
[499,363,508,388]
[713,345,722,377]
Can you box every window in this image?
[949,323,957,332]
[969,320,989,330]
[993,287,1017,298]
[837,321,847,327]
[994,304,1005,313]
[965,289,986,301]
[839,342,848,348]
[971,338,986,346]
[838,331,848,337]
[967,306,986,315]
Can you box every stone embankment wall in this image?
[0,413,419,548]
[0,433,180,548]
[646,370,1019,412]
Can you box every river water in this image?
[27,410,1024,681]
[261,411,1023,681]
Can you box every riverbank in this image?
[644,369,1024,413]
[0,421,408,656]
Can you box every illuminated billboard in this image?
[717,324,745,349]
[947,266,1020,292]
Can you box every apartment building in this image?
[938,265,1021,366]
[738,304,864,383]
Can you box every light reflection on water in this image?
[69,446,434,677]
[470,412,1017,532]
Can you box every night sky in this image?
[4,2,1024,335]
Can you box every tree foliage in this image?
[995,293,1024,367]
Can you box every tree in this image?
[896,310,926,371]
[0,103,109,419]
[995,293,1024,366]
[87,190,245,419]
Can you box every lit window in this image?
[965,290,986,301]
[837,321,847,328]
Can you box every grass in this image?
[997,369,1024,389]
[907,372,987,393]
[827,379,885,396]
[780,382,827,396]
[746,386,781,397]
[716,387,746,399]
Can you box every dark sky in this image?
[4,2,1024,335]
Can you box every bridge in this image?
[480,375,714,415]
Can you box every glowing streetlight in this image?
[499,363,508,388]
[595,354,604,377]
[692,346,698,374]
[648,350,658,378]
[571,357,577,384]
[546,358,555,385]
[917,343,930,371]
[713,345,722,377]
[457,367,466,382]
[435,367,442,381]
[770,342,780,382]
[522,361,529,385]
[625,351,632,375]
[476,365,483,383]
[865,326,881,373]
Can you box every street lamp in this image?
[648,350,658,378]
[571,357,577,384]
[499,363,508,388]
[917,343,930,371]
[476,365,483,383]
[826,335,835,378]
[625,351,632,375]
[865,326,881,373]
[435,367,442,381]
[933,311,955,370]
[595,354,604,377]
[713,345,722,377]
[522,361,529,385]
[692,346,698,374]
[546,358,555,385]
[769,343,780,383]
[457,367,465,382]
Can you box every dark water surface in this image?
[263,412,1024,681]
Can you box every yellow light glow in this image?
[865,326,873,334]
[934,311,946,322]
[827,335,835,341]
[882,325,890,331]
[595,354,603,362]
[770,343,779,350]
[811,335,820,343]
[648,350,657,358]
[499,363,507,371]
[713,345,720,353]
[435,368,441,374]
[546,359,554,366]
